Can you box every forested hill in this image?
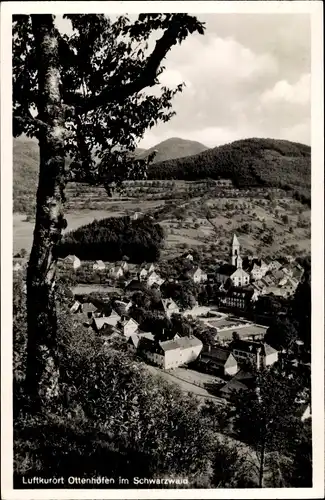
[55,216,165,263]
[136,137,208,163]
[148,138,311,202]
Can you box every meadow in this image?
[13,180,310,261]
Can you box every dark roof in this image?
[216,264,237,276]
[220,378,249,395]
[201,347,235,367]
[125,280,147,291]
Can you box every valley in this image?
[14,180,310,262]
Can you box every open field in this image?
[13,181,310,260]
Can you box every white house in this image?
[185,253,194,261]
[13,261,23,272]
[139,335,203,370]
[120,318,139,337]
[63,255,81,270]
[132,211,144,220]
[139,263,155,280]
[116,260,129,272]
[108,266,124,279]
[161,298,180,318]
[70,300,82,313]
[249,260,268,281]
[268,260,282,271]
[147,271,165,288]
[188,267,207,284]
[93,260,106,271]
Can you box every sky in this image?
[57,13,311,150]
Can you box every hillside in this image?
[13,138,39,213]
[148,138,311,203]
[136,137,208,163]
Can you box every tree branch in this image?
[13,108,48,137]
[71,22,181,114]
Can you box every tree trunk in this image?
[25,15,66,404]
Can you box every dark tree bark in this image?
[25,15,66,403]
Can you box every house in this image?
[92,312,122,332]
[127,332,155,351]
[139,335,203,370]
[161,298,180,318]
[219,378,249,399]
[120,318,139,337]
[262,274,276,287]
[299,403,311,423]
[282,266,293,277]
[108,265,124,279]
[125,279,147,292]
[185,253,194,261]
[252,281,266,294]
[132,211,144,220]
[219,287,259,311]
[115,260,129,272]
[82,302,98,318]
[219,370,255,400]
[93,260,106,271]
[112,300,132,316]
[13,260,23,272]
[70,300,82,313]
[249,259,269,281]
[147,271,165,288]
[230,339,278,369]
[284,255,295,264]
[188,266,208,284]
[268,260,282,271]
[198,346,238,377]
[280,277,299,296]
[139,263,155,280]
[63,255,81,270]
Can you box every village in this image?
[13,231,310,419]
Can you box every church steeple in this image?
[231,233,241,266]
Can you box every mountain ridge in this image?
[13,136,311,213]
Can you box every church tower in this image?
[231,233,241,267]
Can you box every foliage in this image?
[265,317,298,352]
[13,14,205,193]
[55,216,165,263]
[161,280,199,310]
[231,365,310,487]
[14,282,216,484]
[148,138,311,204]
[292,268,311,349]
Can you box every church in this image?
[215,234,250,287]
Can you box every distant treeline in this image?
[55,216,165,263]
[148,138,311,205]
